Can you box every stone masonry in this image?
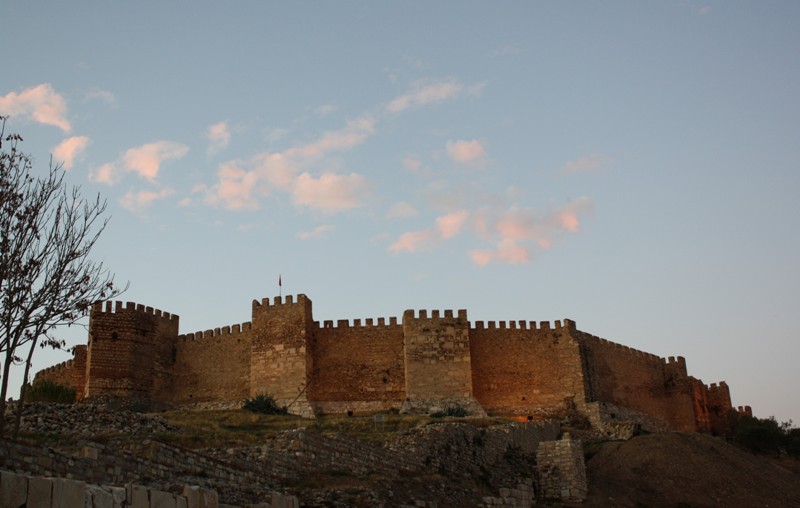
[34,293,742,434]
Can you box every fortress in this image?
[34,293,748,434]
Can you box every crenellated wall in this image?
[31,293,740,434]
[310,316,405,414]
[470,319,587,416]
[170,321,253,404]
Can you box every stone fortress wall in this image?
[34,293,747,434]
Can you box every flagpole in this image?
[279,274,282,298]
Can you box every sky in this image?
[2,1,799,423]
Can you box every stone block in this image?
[27,477,53,508]
[55,478,86,508]
[1,471,28,508]
[181,486,199,508]
[127,485,149,508]
[199,489,217,508]
[175,497,187,508]
[86,486,113,508]
[149,490,176,508]
[108,487,126,508]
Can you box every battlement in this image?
[403,309,468,321]
[251,294,309,309]
[577,331,663,363]
[179,321,253,341]
[313,317,400,329]
[91,300,179,322]
[471,318,576,331]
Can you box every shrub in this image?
[430,405,469,418]
[242,394,288,415]
[24,381,76,404]
[733,415,798,456]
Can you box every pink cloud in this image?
[0,84,71,132]
[386,80,464,113]
[445,139,485,164]
[119,188,175,214]
[207,121,231,155]
[562,154,609,174]
[289,115,375,159]
[206,117,375,212]
[436,210,469,239]
[52,136,90,170]
[292,172,369,213]
[207,162,264,211]
[467,198,593,266]
[122,141,189,181]
[389,230,436,253]
[296,224,335,240]
[89,163,119,185]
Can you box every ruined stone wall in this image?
[309,317,405,414]
[84,302,179,400]
[401,309,484,415]
[469,319,586,416]
[250,295,313,417]
[168,323,253,404]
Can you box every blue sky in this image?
[2,1,799,423]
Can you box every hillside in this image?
[2,404,800,506]
[583,432,800,507]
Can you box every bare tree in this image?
[0,116,124,437]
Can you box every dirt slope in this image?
[583,432,800,508]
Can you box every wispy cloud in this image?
[119,188,175,214]
[296,224,335,240]
[89,163,119,185]
[85,87,116,106]
[469,198,594,266]
[122,141,189,181]
[561,154,609,174]
[292,172,369,213]
[445,139,486,164]
[0,84,71,132]
[389,210,469,253]
[52,136,90,170]
[207,121,231,156]
[206,115,375,212]
[386,201,418,219]
[386,79,482,113]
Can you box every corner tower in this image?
[84,301,179,400]
[250,294,314,417]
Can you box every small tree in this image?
[0,116,124,437]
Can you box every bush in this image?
[733,415,798,456]
[242,394,288,415]
[430,405,469,418]
[24,381,76,404]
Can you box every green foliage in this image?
[733,415,799,457]
[23,380,76,404]
[242,393,288,415]
[430,405,469,418]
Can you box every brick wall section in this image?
[84,302,179,399]
[309,317,406,413]
[470,319,587,416]
[250,296,313,417]
[578,331,686,429]
[170,324,252,404]
[401,309,485,415]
